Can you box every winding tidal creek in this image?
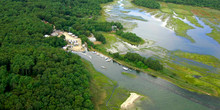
[80,0,220,109]
[105,0,220,59]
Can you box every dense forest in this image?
[0,0,164,109]
[0,0,118,109]
[0,46,93,109]
[93,32,106,44]
[112,52,163,71]
[132,0,160,9]
[116,30,143,44]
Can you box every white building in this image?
[44,35,50,37]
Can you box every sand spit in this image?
[121,93,142,110]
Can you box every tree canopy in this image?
[111,52,163,71]
[0,0,118,109]
[0,46,94,109]
[116,30,143,44]
[93,32,106,44]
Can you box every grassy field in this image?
[82,59,130,110]
[160,2,172,14]
[101,32,145,47]
[154,12,164,18]
[207,28,220,44]
[165,51,220,96]
[121,16,148,22]
[160,14,170,21]
[173,50,220,67]
[186,16,203,28]
[164,62,220,96]
[166,17,195,42]
[101,32,118,48]
[202,19,220,44]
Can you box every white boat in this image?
[105,57,109,60]
[62,46,67,50]
[92,51,96,54]
[106,59,111,62]
[88,55,92,59]
[81,52,86,55]
[123,67,129,71]
[101,66,106,69]
[100,54,104,58]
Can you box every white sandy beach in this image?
[121,93,142,110]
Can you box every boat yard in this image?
[62,32,86,52]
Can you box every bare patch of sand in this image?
[94,41,102,45]
[63,32,85,51]
[120,93,142,110]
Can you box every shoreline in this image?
[80,50,219,109]
[114,58,215,96]
[83,59,130,110]
[120,93,142,109]
[95,0,220,98]
[91,49,217,97]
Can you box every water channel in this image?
[74,51,220,110]
[77,0,220,109]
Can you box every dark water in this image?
[74,51,220,110]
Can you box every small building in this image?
[51,32,58,36]
[62,32,84,51]
[63,46,67,50]
[82,44,85,47]
[88,37,96,42]
[51,30,64,36]
[74,42,79,46]
[88,33,96,42]
[68,32,73,36]
[44,35,50,37]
